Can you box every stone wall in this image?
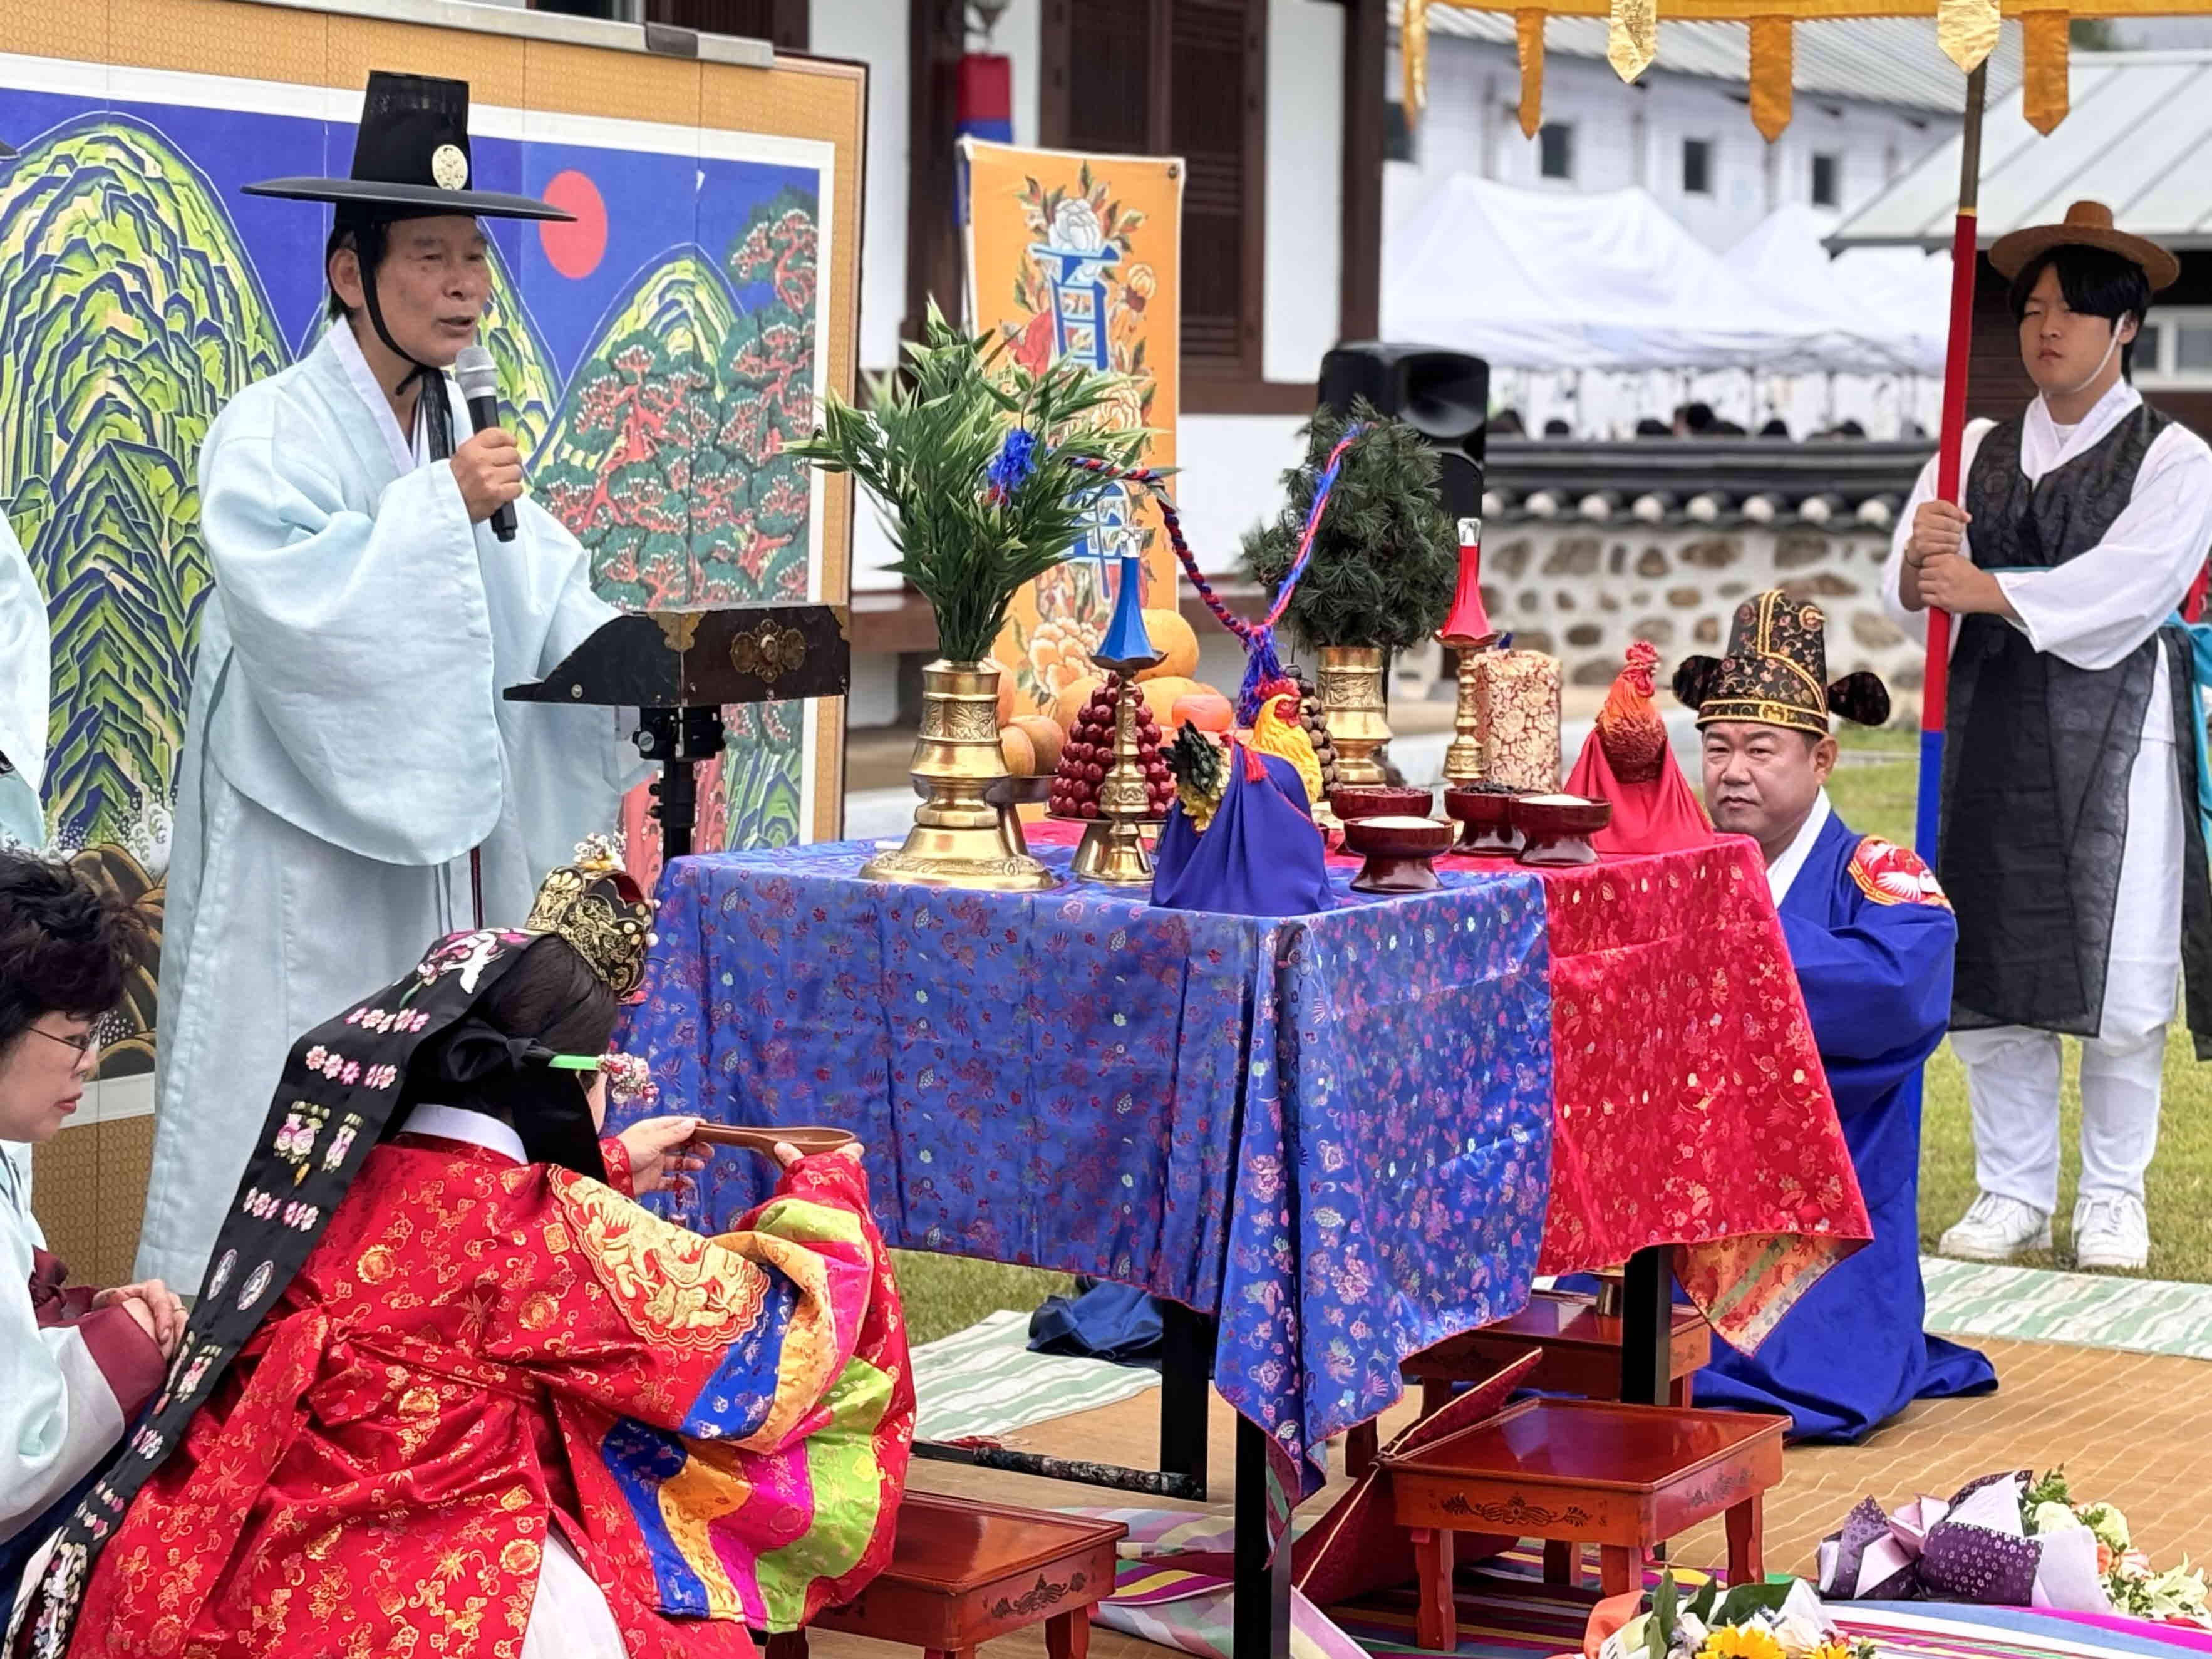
[1475,520,1919,712]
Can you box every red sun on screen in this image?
[538,170,608,279]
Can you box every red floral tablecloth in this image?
[1515,836,1869,1349]
[1033,815,1871,1353]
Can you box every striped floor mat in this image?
[1085,1527,2204,1659]
[1920,1258,2212,1359]
[912,1308,1160,1443]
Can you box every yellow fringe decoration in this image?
[1936,0,2002,73]
[1404,0,1432,119]
[1749,17,1794,139]
[2023,10,2070,132]
[1519,10,1547,137]
[1609,0,1658,81]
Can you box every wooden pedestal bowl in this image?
[1514,794,1612,867]
[693,1124,859,1158]
[1443,785,1524,855]
[1328,783,1434,822]
[1342,815,1457,894]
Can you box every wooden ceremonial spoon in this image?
[690,1124,857,1157]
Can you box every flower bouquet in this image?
[795,301,1144,889]
[1600,1572,1875,1659]
[1819,1468,2209,1629]
[2025,1470,2211,1625]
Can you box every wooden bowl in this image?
[1341,814,1456,894]
[691,1124,859,1158]
[1328,783,1434,822]
[1442,785,1524,855]
[1514,793,1612,867]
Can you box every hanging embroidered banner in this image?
[959,138,1183,719]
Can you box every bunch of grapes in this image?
[1291,673,1341,795]
[1049,678,1172,820]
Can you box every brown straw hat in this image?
[1989,199,2179,292]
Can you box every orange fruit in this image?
[987,658,1017,726]
[1172,688,1234,733]
[1134,610,1201,681]
[1053,675,1107,732]
[1010,715,1065,775]
[1000,725,1038,777]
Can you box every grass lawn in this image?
[1826,728,2212,1283]
[888,729,2212,1349]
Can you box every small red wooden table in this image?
[768,1495,1127,1659]
[1382,1398,1787,1651]
[1343,1289,1714,1476]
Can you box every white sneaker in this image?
[2073,1194,2150,1272]
[1939,1192,2052,1261]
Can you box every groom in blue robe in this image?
[1665,591,1997,1440]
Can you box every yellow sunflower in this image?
[1698,1626,1786,1659]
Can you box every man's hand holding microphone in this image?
[453,343,520,540]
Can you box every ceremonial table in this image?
[618,829,1869,1659]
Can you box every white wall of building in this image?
[832,0,1342,595]
[1392,34,1943,254]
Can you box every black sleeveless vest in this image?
[1943,403,2212,1050]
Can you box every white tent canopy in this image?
[1384,177,1946,377]
[1726,204,1953,375]
[1383,177,1834,371]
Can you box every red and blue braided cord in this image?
[1070,426,1362,721]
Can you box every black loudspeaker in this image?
[1316,342,1489,522]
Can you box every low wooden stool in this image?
[1343,1291,1713,1477]
[1382,1397,1786,1651]
[767,1494,1127,1659]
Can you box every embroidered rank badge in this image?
[1848,835,1950,909]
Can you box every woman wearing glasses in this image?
[0,850,175,1610]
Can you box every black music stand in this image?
[505,605,851,868]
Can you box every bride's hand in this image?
[616,1115,709,1197]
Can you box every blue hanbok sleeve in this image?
[1779,850,1956,1109]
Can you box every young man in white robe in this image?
[1,851,182,1614]
[1883,200,2212,1273]
[136,72,643,1287]
[0,517,49,850]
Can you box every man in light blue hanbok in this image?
[0,515,49,850]
[136,73,643,1286]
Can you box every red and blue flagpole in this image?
[1918,62,1987,866]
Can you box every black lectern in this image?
[505,605,850,866]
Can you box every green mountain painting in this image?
[0,91,831,1066]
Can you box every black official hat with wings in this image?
[244,70,572,223]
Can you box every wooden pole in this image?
[1916,60,1986,866]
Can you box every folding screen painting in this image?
[0,1,863,1090]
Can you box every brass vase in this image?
[862,660,1058,891]
[1316,644,1392,788]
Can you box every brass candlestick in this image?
[1439,515,1496,790]
[1442,652,1485,787]
[1070,655,1164,885]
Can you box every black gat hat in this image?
[244,70,572,224]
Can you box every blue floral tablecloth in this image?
[616,839,1556,1496]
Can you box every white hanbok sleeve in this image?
[0,1189,158,1544]
[0,515,49,849]
[1995,427,2212,670]
[195,395,505,866]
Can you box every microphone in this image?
[453,343,517,543]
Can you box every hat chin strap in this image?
[355,241,458,462]
[2052,319,2129,403]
